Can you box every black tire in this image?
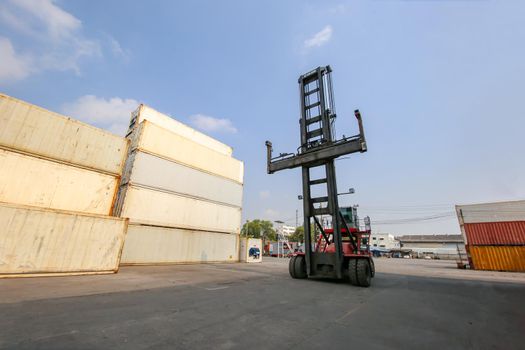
[370,257,375,278]
[294,255,307,279]
[356,259,372,287]
[289,256,297,279]
[348,259,358,286]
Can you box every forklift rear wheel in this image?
[356,259,372,287]
[348,259,358,286]
[289,256,297,278]
[370,258,375,278]
[294,255,308,279]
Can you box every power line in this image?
[274,205,525,227]
[372,212,456,225]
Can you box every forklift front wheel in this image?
[356,259,372,287]
[289,256,297,278]
[348,259,358,286]
[294,255,308,279]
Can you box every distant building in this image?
[280,225,296,237]
[370,233,400,250]
[396,234,466,259]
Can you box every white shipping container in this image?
[456,200,525,224]
[118,185,241,233]
[122,151,243,207]
[0,93,128,175]
[128,104,232,156]
[0,202,128,277]
[240,238,262,263]
[120,224,238,264]
[130,121,244,184]
[0,148,118,215]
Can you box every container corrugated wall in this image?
[463,222,525,246]
[128,104,233,156]
[456,200,525,246]
[0,149,118,215]
[0,93,128,175]
[122,151,243,207]
[0,202,128,277]
[456,200,525,224]
[118,185,241,233]
[131,121,243,183]
[120,224,238,265]
[467,246,525,272]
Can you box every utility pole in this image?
[274,220,284,258]
[259,226,265,254]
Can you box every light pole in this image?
[274,220,284,258]
[338,188,355,196]
[297,195,303,251]
[297,195,303,228]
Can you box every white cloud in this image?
[105,34,130,61]
[5,0,81,41]
[0,0,125,82]
[61,95,139,136]
[39,36,101,74]
[0,37,32,81]
[304,25,333,49]
[189,114,238,134]
[259,190,270,199]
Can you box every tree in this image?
[289,226,304,243]
[241,220,277,242]
[288,224,317,243]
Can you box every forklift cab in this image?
[340,206,358,231]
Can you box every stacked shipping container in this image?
[0,94,129,277]
[116,105,243,264]
[456,200,525,272]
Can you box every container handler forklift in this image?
[265,66,374,287]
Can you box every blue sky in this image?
[1,0,524,234]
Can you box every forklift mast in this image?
[265,66,367,279]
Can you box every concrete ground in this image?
[1,258,524,350]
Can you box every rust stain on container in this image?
[464,221,525,246]
[468,245,525,272]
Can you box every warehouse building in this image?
[396,234,466,260]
